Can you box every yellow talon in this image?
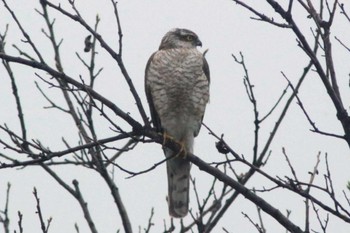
[162,132,187,158]
[175,142,187,158]
[162,132,174,147]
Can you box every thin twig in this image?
[143,208,154,233]
[242,211,266,233]
[233,52,259,164]
[282,72,345,139]
[1,0,44,62]
[43,0,149,126]
[110,0,123,56]
[17,211,23,233]
[334,36,350,52]
[0,183,11,233]
[304,151,321,232]
[338,2,350,22]
[33,188,52,233]
[0,30,28,150]
[0,53,142,129]
[0,130,133,169]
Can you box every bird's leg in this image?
[174,141,187,158]
[172,137,187,158]
[162,131,174,147]
[162,132,187,158]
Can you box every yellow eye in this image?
[186,35,194,41]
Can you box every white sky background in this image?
[1,0,350,232]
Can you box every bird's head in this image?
[159,28,202,50]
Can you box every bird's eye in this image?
[186,35,194,41]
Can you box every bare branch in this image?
[33,188,52,233]
[335,36,350,53]
[0,129,133,169]
[16,211,23,233]
[142,208,154,233]
[71,180,99,233]
[41,164,99,233]
[242,211,266,233]
[0,31,28,150]
[1,0,44,62]
[232,0,292,28]
[42,0,149,126]
[187,154,304,233]
[338,2,350,22]
[110,0,123,56]
[282,72,345,139]
[106,151,171,179]
[0,53,142,129]
[232,52,259,164]
[0,183,10,233]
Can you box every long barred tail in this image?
[165,147,191,218]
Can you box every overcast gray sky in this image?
[1,0,350,232]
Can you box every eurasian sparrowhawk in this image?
[145,28,210,217]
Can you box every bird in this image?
[145,28,210,218]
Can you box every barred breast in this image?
[146,48,209,142]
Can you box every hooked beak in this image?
[196,39,202,47]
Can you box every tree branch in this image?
[0,53,142,129]
[187,154,304,233]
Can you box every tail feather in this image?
[165,148,191,218]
